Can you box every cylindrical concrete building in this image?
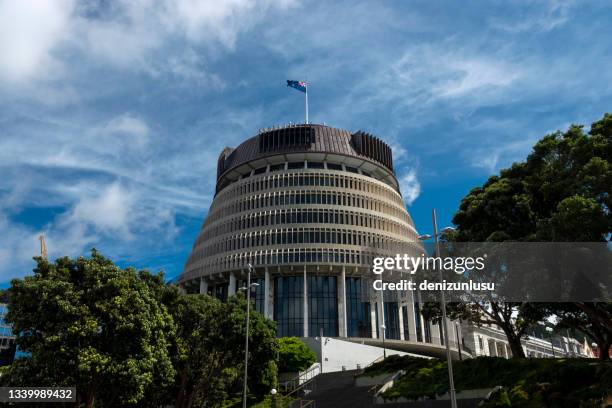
[179,124,460,354]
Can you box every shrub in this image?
[277,337,317,373]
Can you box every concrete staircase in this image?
[304,370,483,408]
[305,369,374,408]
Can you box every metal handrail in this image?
[280,364,320,394]
[284,376,316,400]
[298,399,315,408]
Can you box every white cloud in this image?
[399,169,421,205]
[60,182,134,237]
[0,0,75,82]
[489,1,575,33]
[387,46,522,103]
[0,0,299,84]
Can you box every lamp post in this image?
[418,208,458,408]
[381,324,387,359]
[270,388,277,408]
[241,263,260,408]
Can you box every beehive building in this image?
[179,124,438,345]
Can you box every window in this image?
[402,306,410,341]
[308,276,338,337]
[274,276,304,337]
[254,167,267,175]
[270,163,285,172]
[384,302,400,340]
[326,162,342,170]
[346,277,372,338]
[307,161,325,169]
[288,162,305,169]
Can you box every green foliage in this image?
[277,337,316,373]
[440,113,612,359]
[167,291,278,408]
[376,356,612,406]
[4,251,280,408]
[4,250,176,407]
[453,116,611,243]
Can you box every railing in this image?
[357,355,384,376]
[261,394,315,408]
[289,399,316,408]
[279,363,320,394]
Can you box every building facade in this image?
[0,303,16,365]
[462,321,592,359]
[179,123,464,350]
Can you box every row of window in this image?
[215,170,401,208]
[183,276,454,342]
[196,208,416,248]
[206,190,410,225]
[217,161,395,194]
[185,241,420,277]
[187,248,371,277]
[274,275,340,337]
[190,227,404,262]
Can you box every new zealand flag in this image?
[287,80,307,93]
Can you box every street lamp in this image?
[380,324,387,359]
[270,388,277,408]
[240,263,260,408]
[545,327,556,358]
[418,209,458,408]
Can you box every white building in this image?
[462,321,591,359]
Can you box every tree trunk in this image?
[86,393,95,408]
[86,372,97,408]
[176,369,188,408]
[498,324,526,358]
[506,334,526,358]
[597,340,610,361]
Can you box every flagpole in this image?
[305,82,309,124]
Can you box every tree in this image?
[167,291,278,408]
[542,303,612,360]
[440,113,612,359]
[277,337,317,373]
[5,250,176,407]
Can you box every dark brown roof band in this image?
[215,124,395,183]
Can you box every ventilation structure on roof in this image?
[350,131,393,171]
[217,147,235,180]
[258,126,315,152]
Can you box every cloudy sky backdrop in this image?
[1,0,612,284]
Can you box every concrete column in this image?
[303,265,308,337]
[370,301,378,339]
[264,268,272,319]
[398,303,405,340]
[417,290,426,342]
[405,291,417,341]
[376,290,385,340]
[431,321,441,345]
[489,339,497,356]
[199,277,208,295]
[338,267,347,337]
[503,343,509,359]
[228,272,237,296]
[449,318,458,347]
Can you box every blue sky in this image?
[1,0,612,285]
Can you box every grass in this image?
[362,355,612,406]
